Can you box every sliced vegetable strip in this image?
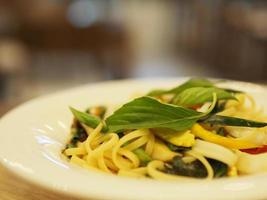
[241,145,267,154]
[191,124,259,149]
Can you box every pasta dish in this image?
[63,78,267,180]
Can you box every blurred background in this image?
[1,0,267,114]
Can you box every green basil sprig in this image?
[70,96,267,134]
[147,78,214,96]
[147,78,241,106]
[173,87,236,106]
[70,107,108,132]
[105,97,203,132]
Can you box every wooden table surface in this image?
[0,164,90,200]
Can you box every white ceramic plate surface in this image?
[0,78,267,200]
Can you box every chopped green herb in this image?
[167,143,191,153]
[164,156,207,178]
[133,148,152,166]
[208,159,228,178]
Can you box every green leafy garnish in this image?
[106,93,216,133]
[105,97,202,132]
[173,87,236,107]
[70,107,108,132]
[70,95,267,134]
[201,115,267,128]
[69,79,266,133]
[147,78,214,96]
[70,107,101,128]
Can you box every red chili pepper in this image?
[241,145,267,154]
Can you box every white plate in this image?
[0,78,267,200]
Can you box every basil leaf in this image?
[70,107,108,132]
[147,89,168,96]
[106,97,203,132]
[173,87,236,106]
[201,115,267,128]
[147,78,214,96]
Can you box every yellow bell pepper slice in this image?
[152,128,195,147]
[167,131,195,147]
[191,124,259,149]
[151,139,180,161]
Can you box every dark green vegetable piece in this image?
[72,129,87,143]
[164,157,228,178]
[133,148,152,166]
[105,96,202,132]
[216,127,227,136]
[70,120,88,142]
[211,101,227,114]
[224,88,243,94]
[147,78,214,96]
[70,107,108,132]
[208,159,228,178]
[167,143,191,153]
[201,115,267,128]
[173,87,236,106]
[164,156,207,178]
[70,133,79,145]
[66,118,89,149]
[117,132,125,138]
[66,143,76,149]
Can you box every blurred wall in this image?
[1,0,267,113]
